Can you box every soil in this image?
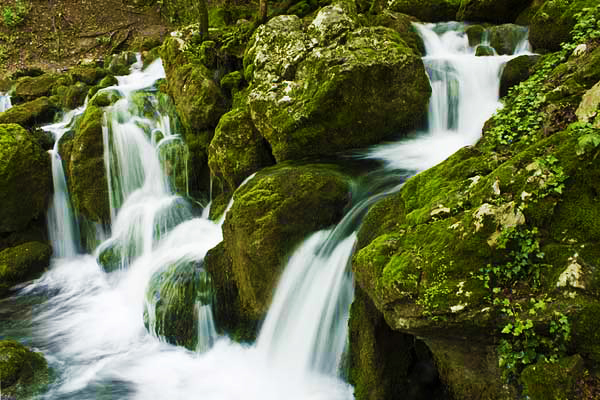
[0,0,171,79]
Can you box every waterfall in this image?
[367,22,531,171]
[0,91,11,112]
[0,23,532,400]
[43,107,87,258]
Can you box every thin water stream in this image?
[0,22,530,399]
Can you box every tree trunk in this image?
[259,0,267,24]
[197,0,209,41]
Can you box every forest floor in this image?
[0,0,169,78]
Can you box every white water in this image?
[367,22,531,171]
[4,23,530,399]
[43,107,87,257]
[0,91,11,112]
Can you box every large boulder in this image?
[488,24,529,55]
[207,107,274,201]
[221,164,351,319]
[352,37,600,398]
[14,73,68,102]
[243,2,431,162]
[0,97,59,129]
[67,105,110,224]
[0,124,51,233]
[457,0,533,23]
[0,340,48,398]
[523,0,598,52]
[386,0,461,22]
[0,241,52,297]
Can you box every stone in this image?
[0,124,51,233]
[0,241,52,297]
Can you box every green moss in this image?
[520,354,585,400]
[0,339,48,398]
[0,124,51,233]
[222,164,351,319]
[0,97,59,128]
[68,105,110,223]
[457,0,531,23]
[0,241,51,297]
[572,303,600,363]
[387,0,460,22]
[14,73,65,102]
[144,261,215,350]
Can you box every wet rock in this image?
[0,340,48,398]
[499,55,540,97]
[0,242,52,297]
[0,97,59,129]
[488,24,528,55]
[221,164,351,319]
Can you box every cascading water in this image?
[0,91,11,112]
[0,22,531,399]
[43,107,86,258]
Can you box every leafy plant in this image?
[2,0,29,28]
[570,122,600,156]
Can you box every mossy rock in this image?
[88,75,119,99]
[0,242,52,297]
[0,340,48,398]
[520,355,585,400]
[144,261,215,351]
[386,0,461,22]
[0,97,59,129]
[499,54,541,97]
[14,73,69,102]
[457,0,533,23]
[244,6,431,161]
[0,124,52,233]
[204,242,260,342]
[488,23,529,55]
[106,52,138,75]
[89,88,123,108]
[527,0,598,52]
[348,286,447,400]
[56,81,90,109]
[465,24,485,47]
[68,105,110,224]
[221,163,351,319]
[207,107,274,196]
[475,45,495,56]
[367,10,425,55]
[69,65,107,85]
[160,37,227,133]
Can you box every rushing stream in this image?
[0,23,530,399]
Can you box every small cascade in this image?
[0,91,11,112]
[367,22,532,172]
[43,107,86,257]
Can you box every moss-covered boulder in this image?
[525,0,598,52]
[67,105,110,224]
[221,164,351,319]
[144,261,215,351]
[14,73,69,102]
[488,24,529,55]
[0,340,48,398]
[207,107,274,198]
[0,124,51,233]
[0,242,52,297]
[520,354,585,400]
[0,97,59,129]
[349,286,447,400]
[457,0,532,23]
[244,3,431,161]
[499,55,540,97]
[386,0,461,22]
[367,10,425,55]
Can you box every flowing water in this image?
[0,23,530,399]
[0,91,11,112]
